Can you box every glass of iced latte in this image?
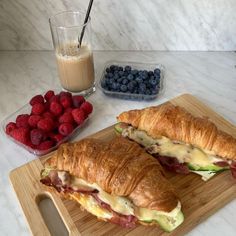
[49,11,95,95]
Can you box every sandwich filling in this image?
[40,168,184,231]
[116,123,235,181]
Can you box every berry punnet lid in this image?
[98,61,165,101]
[1,90,92,156]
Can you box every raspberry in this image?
[44,90,55,101]
[25,140,35,149]
[60,96,72,109]
[37,117,54,132]
[49,95,60,104]
[50,102,63,116]
[59,91,72,98]
[65,107,73,114]
[59,123,74,136]
[30,129,44,145]
[59,112,74,124]
[28,115,41,128]
[51,133,64,143]
[16,114,30,128]
[42,112,55,120]
[53,120,60,130]
[10,127,29,144]
[80,101,93,115]
[30,95,44,106]
[31,103,45,115]
[72,108,85,125]
[72,95,85,108]
[37,140,54,150]
[5,122,17,135]
[44,101,50,111]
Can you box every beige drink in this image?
[56,43,95,92]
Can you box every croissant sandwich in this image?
[40,136,184,231]
[116,103,236,181]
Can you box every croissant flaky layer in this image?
[46,136,179,212]
[117,103,236,160]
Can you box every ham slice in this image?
[154,154,190,174]
[91,193,137,228]
[214,161,229,167]
[230,162,236,179]
[40,170,97,193]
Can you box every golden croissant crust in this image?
[117,103,236,160]
[46,136,178,212]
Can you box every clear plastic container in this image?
[98,61,165,100]
[1,95,89,156]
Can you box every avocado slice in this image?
[114,122,128,134]
[143,211,184,232]
[188,163,229,172]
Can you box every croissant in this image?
[117,103,236,160]
[41,136,184,230]
[46,136,178,211]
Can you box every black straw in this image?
[78,0,94,47]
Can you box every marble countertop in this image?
[0,51,235,236]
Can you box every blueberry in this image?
[131,69,138,75]
[154,73,160,79]
[108,78,115,85]
[110,65,116,71]
[154,68,161,75]
[145,89,151,95]
[132,80,138,87]
[114,65,119,71]
[105,68,111,73]
[143,70,148,77]
[135,76,143,83]
[118,71,124,77]
[117,78,123,83]
[118,66,123,71]
[151,87,159,94]
[105,73,110,79]
[123,71,129,76]
[108,73,113,78]
[127,74,134,80]
[125,65,131,71]
[140,71,148,79]
[148,71,154,76]
[113,74,119,80]
[149,77,158,86]
[111,82,120,91]
[146,83,152,89]
[122,78,128,85]
[139,83,146,93]
[127,81,135,92]
[120,84,127,92]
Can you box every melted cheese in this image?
[56,171,181,221]
[123,127,222,167]
[70,193,112,219]
[71,178,134,215]
[136,202,181,221]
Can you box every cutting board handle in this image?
[9,161,81,236]
[36,191,81,236]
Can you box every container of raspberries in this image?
[1,90,93,156]
[99,61,165,100]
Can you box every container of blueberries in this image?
[99,61,165,100]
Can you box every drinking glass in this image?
[49,10,95,95]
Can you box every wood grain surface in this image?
[9,94,236,236]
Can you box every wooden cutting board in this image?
[9,94,236,236]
